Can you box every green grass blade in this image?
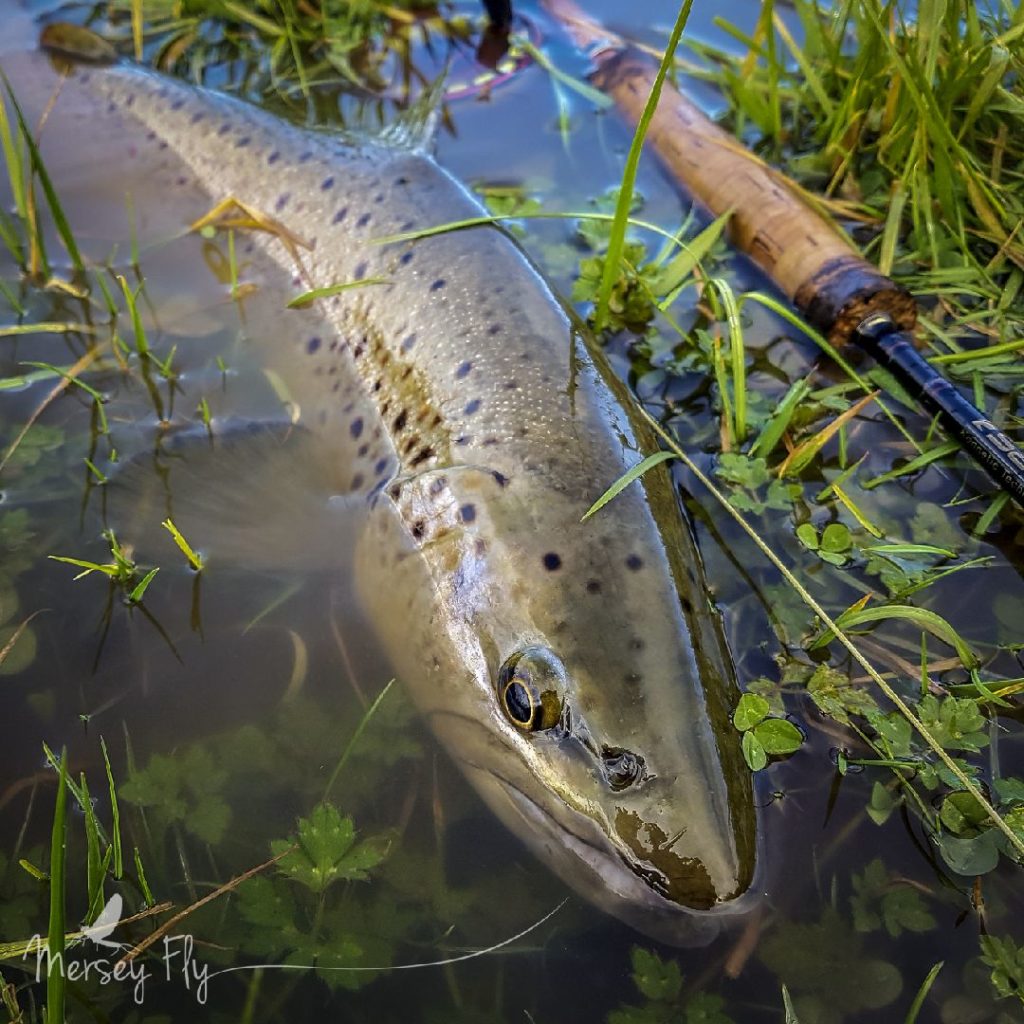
[80,774,104,923]
[128,567,160,604]
[324,679,394,801]
[581,450,678,522]
[133,846,154,906]
[46,748,68,1024]
[101,737,124,878]
[0,74,84,275]
[811,603,979,669]
[751,377,812,458]
[904,961,944,1024]
[161,518,204,571]
[594,0,695,330]
[286,278,390,308]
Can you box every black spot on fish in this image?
[375,458,389,476]
[171,98,185,110]
[374,381,383,394]
[400,220,415,231]
[321,176,335,190]
[455,361,472,379]
[177,176,188,186]
[410,446,434,467]
[356,213,372,228]
[429,477,447,497]
[267,150,280,164]
[357,443,369,457]
[460,504,476,523]
[586,579,602,594]
[351,473,365,489]
[354,261,368,280]
[629,637,645,651]
[299,151,313,162]
[626,554,644,571]
[353,342,365,358]
[350,418,364,439]
[307,337,321,354]
[431,279,446,291]
[482,437,498,447]
[488,323,502,335]
[464,398,481,415]
[125,94,135,108]
[400,252,414,265]
[218,123,231,135]
[375,192,385,203]
[236,136,251,147]
[394,410,408,431]
[276,194,290,211]
[158,141,168,150]
[455,435,470,446]
[395,176,409,186]
[107,101,116,113]
[504,379,518,390]
[492,471,509,487]
[333,207,348,224]
[411,520,425,540]
[191,112,205,123]
[543,553,562,571]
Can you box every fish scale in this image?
[9,45,758,944]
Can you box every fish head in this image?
[359,446,759,944]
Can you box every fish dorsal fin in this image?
[376,71,447,153]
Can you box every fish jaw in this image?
[462,761,748,947]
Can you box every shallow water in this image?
[1,2,1023,1023]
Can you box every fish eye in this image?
[497,645,566,732]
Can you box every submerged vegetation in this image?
[0,0,1023,1022]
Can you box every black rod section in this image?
[854,312,1024,508]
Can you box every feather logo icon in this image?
[81,893,124,949]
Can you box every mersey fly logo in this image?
[22,894,210,1005]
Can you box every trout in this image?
[3,33,757,944]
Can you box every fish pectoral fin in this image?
[102,419,367,572]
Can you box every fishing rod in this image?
[540,0,1024,509]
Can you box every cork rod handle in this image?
[542,0,918,345]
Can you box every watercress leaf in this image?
[754,718,803,756]
[820,522,852,553]
[734,693,770,731]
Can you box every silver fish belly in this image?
[10,47,758,943]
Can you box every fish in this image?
[2,32,758,944]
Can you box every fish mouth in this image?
[472,765,736,947]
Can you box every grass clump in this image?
[704,0,1024,347]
